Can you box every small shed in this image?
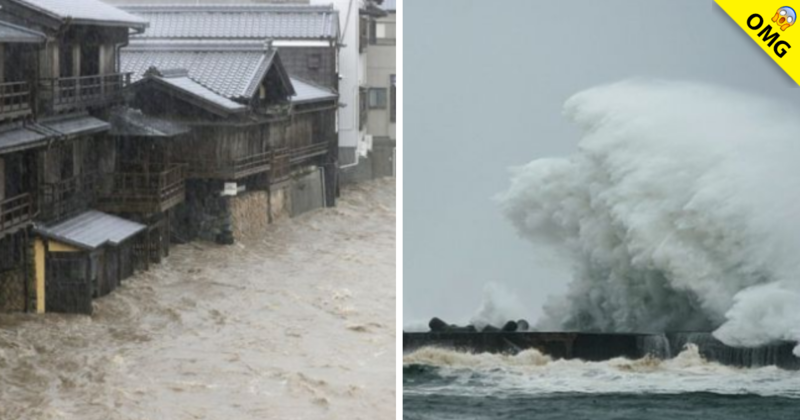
[33,210,145,314]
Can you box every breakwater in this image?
[403,331,800,369]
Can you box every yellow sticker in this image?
[716,1,800,83]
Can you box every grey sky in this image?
[404,0,799,327]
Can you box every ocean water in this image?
[403,346,800,420]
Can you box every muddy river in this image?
[0,179,396,420]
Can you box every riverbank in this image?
[0,179,396,420]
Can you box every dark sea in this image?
[403,347,800,420]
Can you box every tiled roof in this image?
[0,20,45,43]
[122,42,276,99]
[144,68,247,115]
[0,124,48,154]
[37,114,110,139]
[35,210,146,251]
[121,4,338,40]
[110,108,190,137]
[291,77,337,105]
[10,0,148,30]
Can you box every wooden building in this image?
[120,40,339,243]
[0,0,343,314]
[0,19,45,313]
[0,0,150,314]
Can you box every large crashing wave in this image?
[498,80,800,355]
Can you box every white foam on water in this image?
[404,346,800,398]
[497,80,800,354]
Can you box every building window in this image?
[370,21,396,45]
[390,75,396,123]
[369,88,387,109]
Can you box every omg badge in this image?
[716,1,800,84]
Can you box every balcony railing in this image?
[39,173,98,223]
[0,81,32,122]
[41,73,131,113]
[290,142,329,164]
[0,193,34,236]
[96,164,186,214]
[178,143,332,181]
[180,151,273,180]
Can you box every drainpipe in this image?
[338,84,361,169]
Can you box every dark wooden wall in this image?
[279,47,338,90]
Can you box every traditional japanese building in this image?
[0,0,149,314]
[0,0,349,315]
[0,18,45,313]
[119,39,338,243]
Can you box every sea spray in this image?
[498,80,800,353]
[469,283,532,331]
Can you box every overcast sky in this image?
[404,0,799,327]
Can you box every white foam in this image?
[498,80,800,352]
[404,346,800,398]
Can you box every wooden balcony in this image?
[181,151,273,180]
[0,81,33,122]
[96,164,186,214]
[290,142,329,164]
[39,173,97,223]
[0,193,34,237]
[41,73,130,114]
[179,143,331,181]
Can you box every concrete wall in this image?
[340,153,373,186]
[291,168,326,216]
[372,136,395,178]
[310,0,370,163]
[340,140,395,187]
[367,11,396,141]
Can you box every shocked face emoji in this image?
[773,6,796,31]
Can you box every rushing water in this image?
[403,346,800,419]
[0,179,396,420]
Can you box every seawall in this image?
[403,331,800,370]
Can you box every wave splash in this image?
[498,80,800,354]
[403,345,800,398]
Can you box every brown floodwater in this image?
[0,179,396,420]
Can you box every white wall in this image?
[311,0,369,164]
